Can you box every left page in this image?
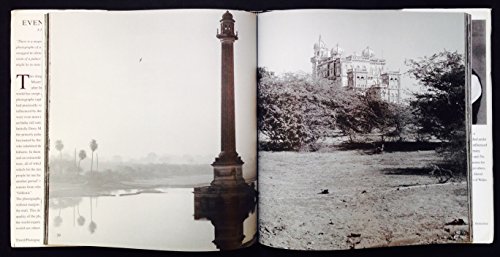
[10,10,48,247]
[45,10,257,251]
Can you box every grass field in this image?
[258,150,470,250]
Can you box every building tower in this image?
[213,11,245,186]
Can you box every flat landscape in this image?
[258,150,470,250]
[49,164,214,198]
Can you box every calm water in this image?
[48,187,257,251]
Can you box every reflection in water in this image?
[54,209,63,227]
[47,165,257,251]
[194,167,257,250]
[77,204,86,226]
[88,197,97,234]
[49,198,83,230]
[48,187,257,251]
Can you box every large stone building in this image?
[311,36,401,104]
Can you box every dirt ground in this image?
[258,150,470,250]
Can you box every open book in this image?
[10,9,493,251]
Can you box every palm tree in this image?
[55,140,64,160]
[78,150,87,173]
[89,139,98,175]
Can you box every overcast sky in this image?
[47,10,466,173]
[258,10,466,99]
[48,10,257,174]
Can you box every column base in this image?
[210,163,246,187]
[212,151,244,166]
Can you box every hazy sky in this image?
[258,10,466,98]
[48,10,466,173]
[48,10,257,173]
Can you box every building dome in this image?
[221,11,234,21]
[362,46,375,58]
[314,35,327,51]
[331,44,344,56]
[314,41,327,51]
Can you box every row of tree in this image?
[257,69,412,151]
[54,139,99,175]
[257,50,466,171]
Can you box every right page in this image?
[257,10,471,250]
[404,8,494,244]
[469,10,494,244]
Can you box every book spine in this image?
[464,12,473,243]
[10,11,48,247]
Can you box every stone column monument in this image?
[212,11,245,186]
[193,12,258,249]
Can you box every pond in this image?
[48,186,257,251]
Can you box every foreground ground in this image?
[258,150,470,250]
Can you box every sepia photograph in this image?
[46,10,257,251]
[257,10,470,250]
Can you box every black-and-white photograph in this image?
[472,19,487,125]
[46,10,257,251]
[257,10,470,250]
